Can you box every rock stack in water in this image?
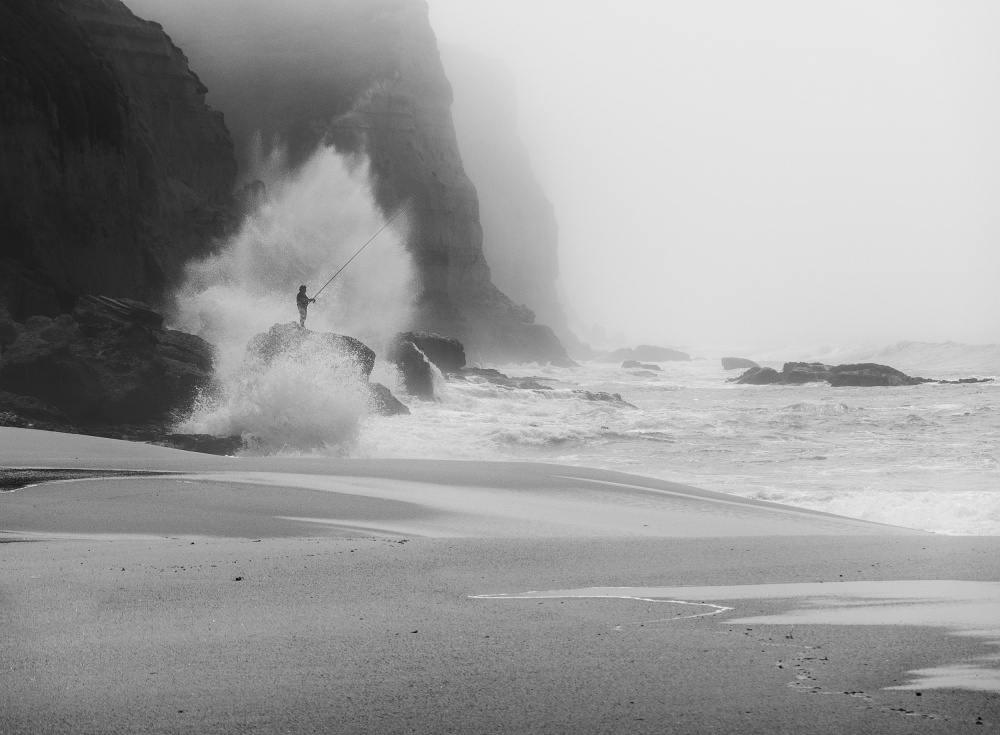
[730,362,993,386]
[245,324,409,416]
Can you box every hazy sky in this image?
[427,0,1000,349]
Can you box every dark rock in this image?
[826,363,927,387]
[158,434,245,456]
[0,297,215,423]
[721,357,759,370]
[388,339,436,400]
[623,360,662,371]
[549,357,579,368]
[732,367,783,385]
[572,390,637,408]
[0,304,21,346]
[398,332,466,373]
[605,345,690,362]
[245,323,375,379]
[784,367,830,384]
[457,367,553,391]
[728,360,981,387]
[368,383,411,416]
[0,0,236,318]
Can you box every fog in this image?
[126,0,1000,352]
[428,0,1000,351]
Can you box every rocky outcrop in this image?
[0,0,237,321]
[245,323,408,415]
[387,337,437,401]
[123,0,569,363]
[604,345,691,363]
[246,323,376,379]
[398,331,466,374]
[722,357,759,370]
[730,361,993,387]
[0,296,215,423]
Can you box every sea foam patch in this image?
[474,580,1000,693]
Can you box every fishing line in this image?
[313,203,409,299]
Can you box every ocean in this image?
[354,341,1000,537]
[177,336,1000,538]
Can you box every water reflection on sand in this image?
[475,580,1000,693]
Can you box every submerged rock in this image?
[458,367,553,391]
[604,345,690,363]
[622,360,662,371]
[721,357,759,370]
[572,390,637,408]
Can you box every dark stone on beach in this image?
[398,332,466,374]
[246,323,375,379]
[0,296,214,423]
[573,390,637,408]
[368,383,411,416]
[721,357,759,370]
[605,345,690,362]
[388,339,436,400]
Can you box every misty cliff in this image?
[125,0,568,363]
[439,44,585,357]
[0,0,236,321]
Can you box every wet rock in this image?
[572,390,637,408]
[157,433,246,456]
[605,345,690,362]
[0,297,214,423]
[398,332,466,373]
[458,367,553,391]
[388,339,436,400]
[622,360,662,371]
[368,383,411,416]
[721,357,759,370]
[245,323,375,379]
[549,357,579,368]
[826,363,926,387]
[732,366,783,385]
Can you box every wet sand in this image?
[2,426,999,733]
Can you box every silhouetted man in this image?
[296,285,316,327]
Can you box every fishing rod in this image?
[313,203,409,299]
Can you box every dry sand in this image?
[2,426,999,733]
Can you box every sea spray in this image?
[170,146,416,451]
[178,334,370,454]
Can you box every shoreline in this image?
[1,426,997,733]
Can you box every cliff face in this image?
[439,44,586,357]
[125,0,567,362]
[0,0,235,321]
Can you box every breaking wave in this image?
[170,146,415,451]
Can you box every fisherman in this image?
[296,285,316,327]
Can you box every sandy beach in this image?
[2,426,999,734]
